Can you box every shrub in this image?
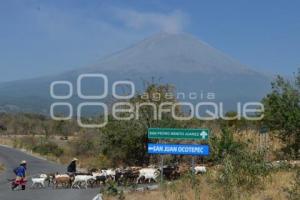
[32,142,64,157]
[103,180,125,200]
[216,128,270,200]
[217,151,270,199]
[69,133,100,156]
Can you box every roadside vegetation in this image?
[0,163,4,175]
[0,69,299,199]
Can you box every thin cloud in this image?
[113,8,189,33]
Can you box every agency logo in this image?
[50,73,264,128]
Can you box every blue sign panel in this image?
[147,143,210,156]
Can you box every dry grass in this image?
[102,170,296,200]
[250,170,295,200]
[233,130,284,161]
[0,135,66,165]
[0,135,15,146]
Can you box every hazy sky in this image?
[0,0,299,82]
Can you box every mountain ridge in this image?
[0,32,271,114]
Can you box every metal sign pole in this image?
[259,126,269,161]
[161,154,164,184]
[264,131,268,161]
[192,156,195,174]
[192,156,195,188]
[159,139,164,185]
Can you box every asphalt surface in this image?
[0,145,99,200]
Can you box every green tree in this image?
[209,127,243,163]
[100,83,181,166]
[217,128,269,200]
[263,69,300,159]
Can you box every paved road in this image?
[0,145,99,200]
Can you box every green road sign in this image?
[148,128,209,140]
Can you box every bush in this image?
[69,133,100,156]
[216,128,270,200]
[103,180,125,200]
[12,136,36,149]
[161,172,205,200]
[32,142,64,157]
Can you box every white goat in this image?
[101,169,116,180]
[136,168,160,183]
[193,166,207,174]
[72,175,96,189]
[31,174,48,188]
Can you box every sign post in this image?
[159,139,164,185]
[259,126,269,161]
[147,143,210,156]
[147,127,210,188]
[160,153,164,184]
[148,128,209,140]
[191,155,196,199]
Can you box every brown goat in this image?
[53,174,72,189]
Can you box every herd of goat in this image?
[30,165,207,189]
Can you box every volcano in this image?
[0,32,271,114]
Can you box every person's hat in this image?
[20,160,27,164]
[72,158,78,161]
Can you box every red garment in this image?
[14,178,27,186]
